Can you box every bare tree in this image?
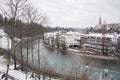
[22,4,49,26]
[0,0,28,80]
[72,59,81,80]
[101,24,107,56]
[31,39,34,78]
[20,37,23,71]
[37,37,41,80]
[25,34,29,80]
[79,68,90,80]
[0,0,28,20]
[22,4,49,80]
[48,66,56,80]
[18,21,24,71]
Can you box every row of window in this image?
[87,37,112,43]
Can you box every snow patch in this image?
[0,56,59,80]
[0,28,11,50]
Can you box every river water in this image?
[16,39,120,80]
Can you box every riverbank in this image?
[12,39,120,80]
[44,43,120,60]
[0,48,59,80]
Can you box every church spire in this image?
[99,16,102,25]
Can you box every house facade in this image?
[44,32,56,46]
[83,33,120,55]
[44,31,81,49]
[44,31,120,55]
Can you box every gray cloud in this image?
[31,0,120,28]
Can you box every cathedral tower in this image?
[99,16,102,25]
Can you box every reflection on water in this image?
[16,40,120,80]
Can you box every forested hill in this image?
[0,15,50,38]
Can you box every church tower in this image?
[99,16,102,25]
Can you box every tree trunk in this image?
[5,54,11,80]
[13,46,16,69]
[25,36,29,80]
[5,21,13,80]
[38,36,40,80]
[20,38,23,71]
[31,40,34,77]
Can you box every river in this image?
[16,39,120,80]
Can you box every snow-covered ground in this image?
[0,56,59,80]
[0,28,59,80]
[0,28,11,50]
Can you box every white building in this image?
[59,34,80,48]
[44,30,120,55]
[44,32,57,46]
[83,33,120,54]
[44,31,82,49]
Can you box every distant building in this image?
[44,29,120,56]
[44,31,82,49]
[83,33,119,54]
[99,16,102,25]
[94,23,120,33]
[59,31,80,48]
[94,16,120,33]
[44,32,57,46]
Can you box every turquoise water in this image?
[16,40,120,80]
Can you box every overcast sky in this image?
[31,0,120,28]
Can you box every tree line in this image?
[0,0,50,80]
[0,14,49,38]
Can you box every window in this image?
[106,38,111,41]
[90,36,96,39]
[96,37,101,42]
[105,38,112,44]
[90,36,96,42]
